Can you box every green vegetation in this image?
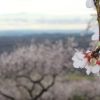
[71,95,88,100]
[65,73,95,81]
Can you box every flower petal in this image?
[91,33,99,41]
[85,65,92,75]
[86,69,91,75]
[86,0,95,8]
[92,65,100,74]
[73,62,80,68]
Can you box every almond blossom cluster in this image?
[72,31,100,75]
[72,0,100,75]
[72,48,100,75]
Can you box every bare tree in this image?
[0,39,77,100]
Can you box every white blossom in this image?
[85,64,100,75]
[91,25,99,41]
[92,33,99,41]
[86,0,95,8]
[72,0,100,76]
[72,50,87,69]
[72,50,100,75]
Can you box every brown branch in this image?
[33,74,56,100]
[16,74,45,99]
[17,84,34,99]
[0,90,15,100]
[16,74,45,84]
[16,74,57,100]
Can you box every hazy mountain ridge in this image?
[0,30,90,36]
[0,31,92,53]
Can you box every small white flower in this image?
[86,0,95,8]
[92,33,99,41]
[92,65,100,73]
[86,68,91,75]
[72,50,87,69]
[91,26,99,41]
[85,64,100,75]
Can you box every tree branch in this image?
[0,90,15,100]
[33,74,56,100]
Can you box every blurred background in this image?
[0,0,99,100]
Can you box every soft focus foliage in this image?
[0,38,78,100]
[0,37,100,100]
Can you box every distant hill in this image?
[0,29,91,36]
[0,30,92,53]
